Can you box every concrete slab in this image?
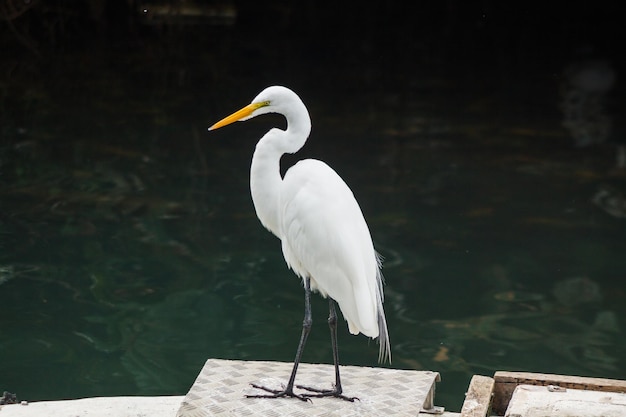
[177,358,442,416]
[0,396,184,417]
[506,384,626,417]
[0,359,458,417]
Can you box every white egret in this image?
[209,86,391,401]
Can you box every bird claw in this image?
[296,384,359,402]
[246,383,312,402]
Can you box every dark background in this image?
[2,1,624,111]
[3,1,625,160]
[2,0,625,411]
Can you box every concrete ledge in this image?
[0,395,184,417]
[0,395,460,417]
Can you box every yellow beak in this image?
[208,101,268,131]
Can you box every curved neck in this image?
[249,104,311,238]
[281,99,311,154]
[250,131,283,237]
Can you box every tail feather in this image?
[374,252,391,363]
[377,304,391,363]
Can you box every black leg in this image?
[246,277,313,401]
[297,298,358,402]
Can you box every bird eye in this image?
[253,100,271,110]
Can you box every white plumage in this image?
[209,86,390,400]
[280,159,385,339]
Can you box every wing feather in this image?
[279,159,390,362]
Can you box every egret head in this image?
[209,86,304,131]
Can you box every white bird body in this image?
[279,158,384,338]
[209,86,390,399]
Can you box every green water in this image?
[2,18,626,412]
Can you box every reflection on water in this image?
[2,13,626,412]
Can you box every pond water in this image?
[1,12,625,412]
